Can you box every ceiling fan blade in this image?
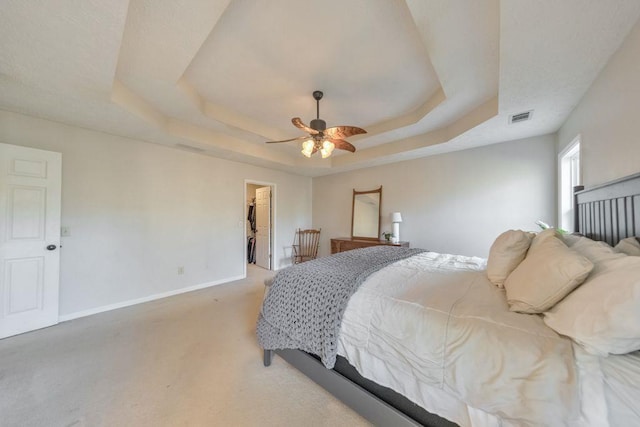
[265,136,309,144]
[328,138,356,153]
[292,117,319,135]
[324,125,367,140]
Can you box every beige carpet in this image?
[0,265,370,427]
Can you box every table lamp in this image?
[391,212,402,244]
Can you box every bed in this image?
[258,172,640,426]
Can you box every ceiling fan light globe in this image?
[322,140,335,157]
[302,139,314,151]
[301,147,313,158]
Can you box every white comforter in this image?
[337,252,580,426]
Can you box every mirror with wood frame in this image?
[351,186,382,240]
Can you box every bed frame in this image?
[264,349,454,426]
[573,172,640,245]
[263,171,640,427]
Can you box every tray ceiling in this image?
[1,0,639,176]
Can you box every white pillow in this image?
[486,230,535,288]
[615,237,640,256]
[504,235,593,313]
[571,236,624,274]
[529,228,560,251]
[560,233,582,247]
[544,255,640,355]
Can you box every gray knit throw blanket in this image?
[257,246,425,368]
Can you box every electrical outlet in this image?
[61,226,71,237]
[177,266,184,275]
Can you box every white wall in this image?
[313,135,556,258]
[0,110,312,317]
[558,18,640,187]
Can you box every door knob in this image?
[46,244,57,251]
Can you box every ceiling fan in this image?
[266,90,367,158]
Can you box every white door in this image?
[0,143,61,339]
[255,186,271,270]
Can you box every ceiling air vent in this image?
[509,110,533,124]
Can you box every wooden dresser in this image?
[330,237,410,254]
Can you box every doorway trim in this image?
[244,179,276,278]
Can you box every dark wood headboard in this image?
[574,172,640,246]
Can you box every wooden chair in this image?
[292,228,321,264]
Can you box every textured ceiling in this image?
[1,0,639,176]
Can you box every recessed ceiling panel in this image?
[184,0,440,133]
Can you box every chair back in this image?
[293,228,321,264]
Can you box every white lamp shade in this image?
[391,212,403,223]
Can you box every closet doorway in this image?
[245,181,275,273]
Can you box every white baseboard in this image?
[58,274,245,322]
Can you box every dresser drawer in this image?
[330,238,409,254]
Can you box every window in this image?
[559,137,581,232]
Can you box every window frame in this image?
[558,136,581,232]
